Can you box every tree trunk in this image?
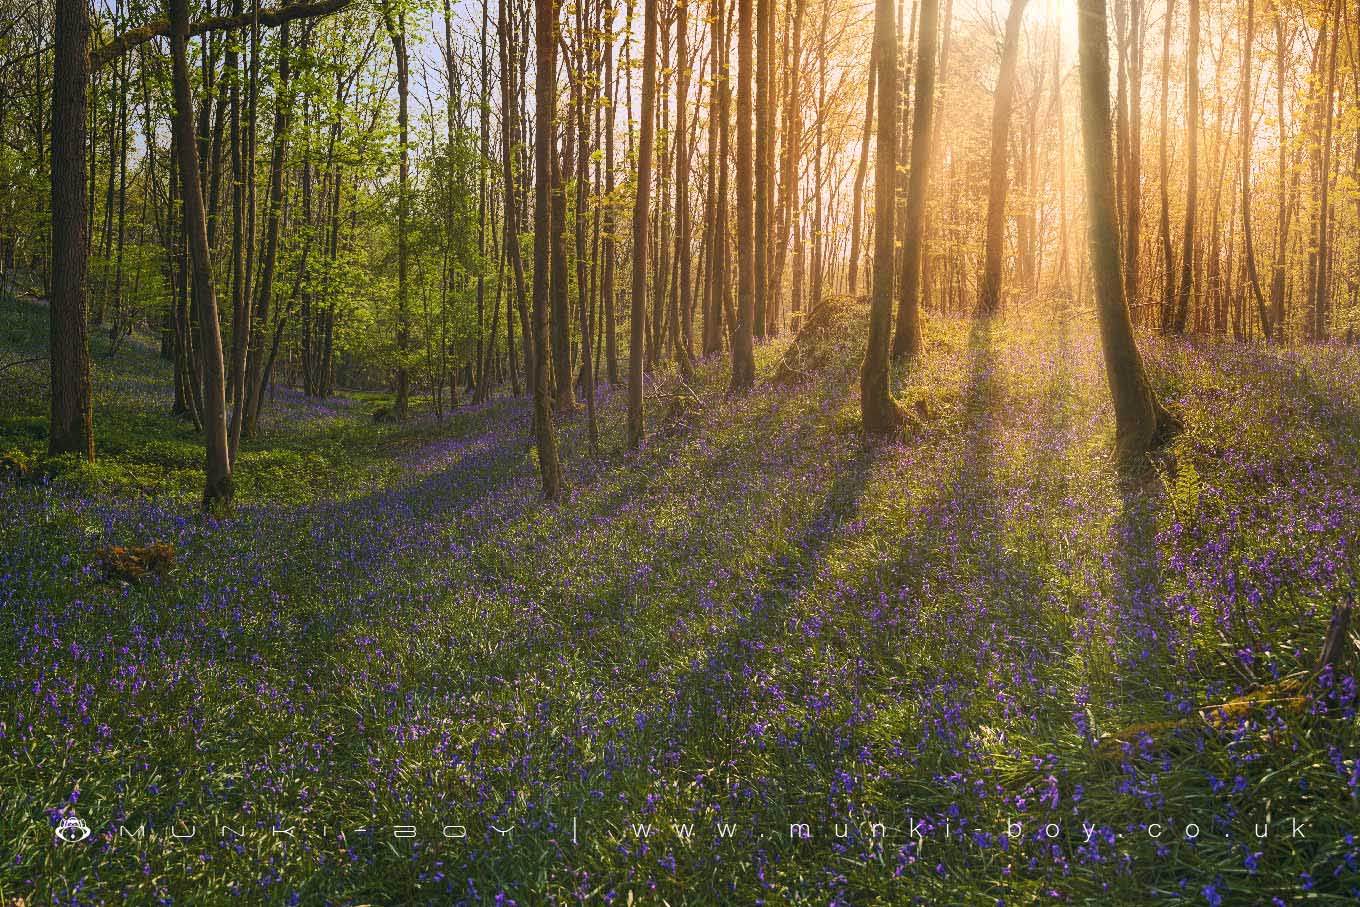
[551,120,575,412]
[753,0,772,339]
[169,0,233,510]
[384,6,411,416]
[728,0,757,392]
[1311,0,1339,342]
[975,0,1029,316]
[602,0,620,382]
[499,0,533,393]
[1123,0,1142,314]
[1157,0,1175,329]
[861,0,911,434]
[532,0,563,495]
[848,58,875,298]
[673,0,695,379]
[1077,0,1178,464]
[1170,0,1199,334]
[49,0,96,461]
[891,0,937,358]
[1269,10,1289,336]
[773,0,805,331]
[629,0,659,445]
[1240,0,1270,340]
[575,0,598,448]
[244,18,290,435]
[704,0,732,357]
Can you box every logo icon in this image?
[55,815,91,844]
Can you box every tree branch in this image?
[89,0,355,71]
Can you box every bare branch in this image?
[89,0,356,71]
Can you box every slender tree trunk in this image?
[551,118,575,411]
[575,0,599,448]
[704,0,732,356]
[475,0,492,402]
[773,0,805,329]
[753,0,771,339]
[728,0,757,392]
[384,6,412,416]
[49,0,96,461]
[1157,0,1175,329]
[602,0,619,382]
[245,18,290,435]
[1123,0,1142,314]
[891,0,937,358]
[1269,10,1289,336]
[1170,0,1199,334]
[848,58,875,298]
[499,0,533,394]
[862,0,910,433]
[673,0,695,379]
[1077,0,1178,463]
[1240,0,1270,339]
[976,0,1029,316]
[1311,0,1339,342]
[533,0,564,496]
[169,0,233,509]
[629,0,659,444]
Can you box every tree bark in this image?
[861,0,911,434]
[975,0,1029,316]
[629,0,659,445]
[848,57,875,298]
[728,0,757,392]
[1311,0,1339,342]
[1170,0,1199,334]
[673,0,695,379]
[49,0,96,461]
[533,0,563,495]
[169,0,233,510]
[602,0,619,383]
[383,5,411,417]
[892,0,935,358]
[1157,0,1175,330]
[1239,0,1270,339]
[753,0,772,339]
[1077,0,1178,463]
[499,0,533,393]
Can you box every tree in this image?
[975,0,1029,317]
[1157,0,1175,329]
[500,0,532,389]
[1239,0,1270,339]
[728,0,756,392]
[629,0,659,446]
[673,0,695,378]
[1077,0,1179,463]
[847,50,875,298]
[892,0,939,359]
[382,3,412,418]
[168,0,232,509]
[753,0,771,339]
[861,0,913,434]
[533,0,564,496]
[1309,0,1339,342]
[49,0,96,461]
[1170,0,1199,334]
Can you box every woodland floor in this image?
[1,294,1358,905]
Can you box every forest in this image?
[1,0,1359,901]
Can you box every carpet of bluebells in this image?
[1,294,1358,905]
